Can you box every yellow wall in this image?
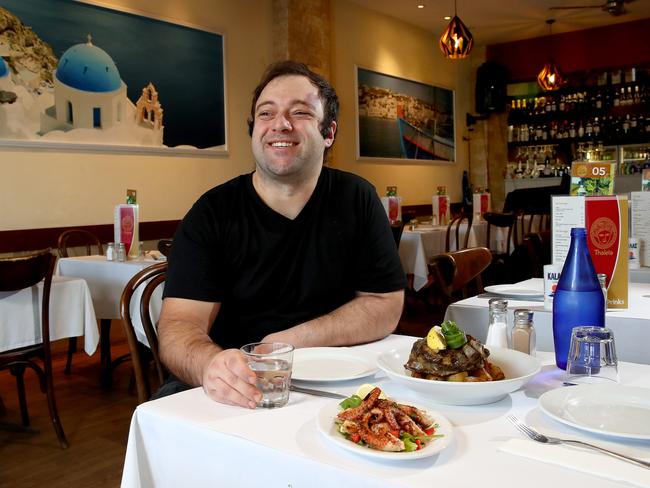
[329,0,481,206]
[1,0,482,232]
[0,0,273,231]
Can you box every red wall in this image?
[486,18,650,83]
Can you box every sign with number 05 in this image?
[570,161,616,196]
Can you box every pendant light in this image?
[439,0,473,59]
[537,19,564,91]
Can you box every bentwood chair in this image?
[445,211,473,252]
[120,261,168,404]
[0,249,68,448]
[57,228,104,374]
[390,222,405,247]
[157,239,173,257]
[427,247,492,307]
[482,211,516,285]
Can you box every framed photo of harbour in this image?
[0,0,226,155]
[355,67,455,163]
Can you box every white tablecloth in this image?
[121,335,650,488]
[445,278,650,365]
[56,255,162,319]
[0,276,99,355]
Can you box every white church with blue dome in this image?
[40,36,163,144]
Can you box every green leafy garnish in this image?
[339,395,362,409]
[440,320,467,349]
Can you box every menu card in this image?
[552,195,628,308]
[432,195,450,226]
[114,204,140,258]
[472,192,490,221]
[380,196,402,224]
[631,191,650,266]
[569,161,616,196]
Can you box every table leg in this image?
[99,319,113,387]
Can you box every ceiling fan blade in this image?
[549,5,604,10]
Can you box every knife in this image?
[289,384,347,400]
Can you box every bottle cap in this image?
[514,309,534,324]
[488,298,508,311]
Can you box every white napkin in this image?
[500,439,650,487]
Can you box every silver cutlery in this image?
[506,415,650,469]
[289,384,347,400]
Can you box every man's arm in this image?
[262,289,404,347]
[157,297,262,408]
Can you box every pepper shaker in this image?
[116,242,126,262]
[512,309,536,356]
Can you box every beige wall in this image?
[329,0,483,206]
[1,0,485,232]
[0,0,273,231]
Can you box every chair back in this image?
[57,229,103,257]
[427,247,492,303]
[120,261,168,404]
[445,212,473,252]
[390,221,405,247]
[522,230,552,278]
[157,239,173,257]
[513,212,550,248]
[483,211,516,255]
[0,249,67,448]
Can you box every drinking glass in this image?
[565,326,618,384]
[240,342,294,408]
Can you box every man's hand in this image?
[201,349,262,408]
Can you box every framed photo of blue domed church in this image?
[0,0,226,154]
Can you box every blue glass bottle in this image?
[552,228,605,369]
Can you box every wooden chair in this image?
[513,212,550,248]
[0,249,68,448]
[390,221,405,247]
[120,262,168,404]
[445,211,473,252]
[157,239,173,257]
[482,211,516,285]
[521,230,552,279]
[57,228,103,375]
[427,247,492,306]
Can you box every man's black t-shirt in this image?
[163,167,406,349]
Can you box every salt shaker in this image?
[116,242,126,262]
[486,298,508,348]
[512,309,536,355]
[106,242,115,261]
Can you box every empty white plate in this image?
[539,384,650,440]
[292,347,378,382]
[485,283,543,297]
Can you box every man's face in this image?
[251,75,336,180]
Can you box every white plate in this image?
[377,346,541,405]
[539,384,650,440]
[484,283,543,297]
[316,399,453,460]
[292,347,378,382]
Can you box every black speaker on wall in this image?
[475,61,508,114]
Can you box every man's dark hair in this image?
[247,60,339,151]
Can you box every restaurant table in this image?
[121,334,650,488]
[56,255,164,382]
[0,275,99,354]
[630,267,650,284]
[445,278,650,365]
[399,221,487,291]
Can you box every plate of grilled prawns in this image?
[317,385,453,460]
[376,322,541,405]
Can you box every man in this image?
[158,60,405,408]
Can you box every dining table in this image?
[56,255,164,382]
[445,278,650,365]
[121,334,650,488]
[0,275,99,354]
[399,221,487,291]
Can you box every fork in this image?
[506,415,650,469]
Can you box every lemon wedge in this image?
[426,325,447,352]
[355,383,387,400]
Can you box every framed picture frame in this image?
[355,66,455,164]
[0,0,226,156]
